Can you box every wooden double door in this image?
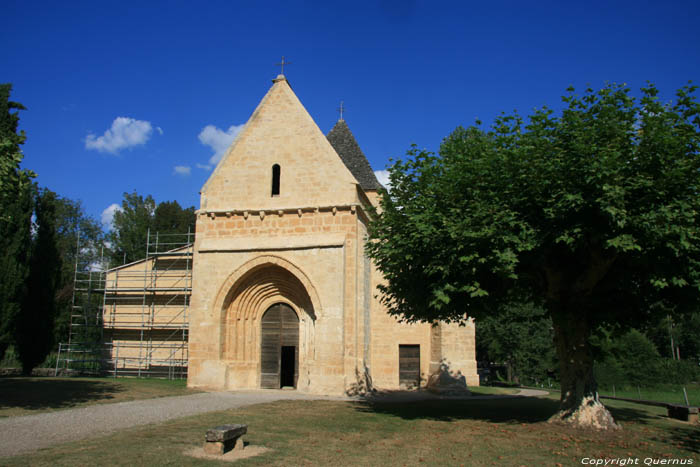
[260,303,299,389]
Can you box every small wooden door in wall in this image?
[260,303,299,389]
[399,344,420,388]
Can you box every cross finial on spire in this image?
[337,101,345,121]
[275,56,291,75]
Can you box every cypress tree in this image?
[17,189,62,373]
[0,84,35,362]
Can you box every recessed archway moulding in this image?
[213,255,321,364]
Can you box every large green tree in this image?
[367,83,700,429]
[0,84,35,362]
[52,195,105,345]
[108,191,156,266]
[108,192,195,267]
[153,200,196,236]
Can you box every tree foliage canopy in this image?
[367,83,700,427]
[369,83,700,323]
[108,192,195,267]
[0,84,34,208]
[109,192,156,266]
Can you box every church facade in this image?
[187,74,478,394]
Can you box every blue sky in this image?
[3,0,699,229]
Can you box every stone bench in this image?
[204,424,247,455]
[667,405,699,423]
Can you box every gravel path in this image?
[515,388,549,397]
[0,390,348,458]
[0,387,549,458]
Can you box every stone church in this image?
[186,73,478,394]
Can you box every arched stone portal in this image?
[261,303,299,388]
[219,260,317,390]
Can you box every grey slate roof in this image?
[326,119,382,191]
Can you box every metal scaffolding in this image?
[55,230,193,379]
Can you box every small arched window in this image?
[271,164,281,196]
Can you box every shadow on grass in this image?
[353,396,560,424]
[0,378,123,413]
[354,395,669,426]
[665,425,700,453]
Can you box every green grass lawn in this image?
[0,377,200,417]
[2,389,698,466]
[597,384,700,406]
[535,383,700,406]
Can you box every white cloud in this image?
[173,165,191,176]
[85,117,154,154]
[156,126,163,135]
[88,260,105,272]
[101,203,122,230]
[198,123,244,167]
[196,163,212,170]
[374,170,391,190]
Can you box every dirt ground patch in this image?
[184,445,271,463]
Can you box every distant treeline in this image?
[477,304,700,388]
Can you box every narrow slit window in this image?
[272,164,281,196]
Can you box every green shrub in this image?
[656,359,700,385]
[593,328,700,388]
[0,345,20,368]
[40,352,59,369]
[594,359,626,389]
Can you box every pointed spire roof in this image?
[327,119,382,191]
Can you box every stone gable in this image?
[201,76,360,212]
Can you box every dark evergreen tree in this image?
[17,189,62,373]
[0,84,35,361]
[153,200,196,236]
[0,181,33,362]
[152,200,196,252]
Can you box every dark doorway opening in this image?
[261,303,299,389]
[280,346,296,387]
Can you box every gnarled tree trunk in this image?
[549,305,620,430]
